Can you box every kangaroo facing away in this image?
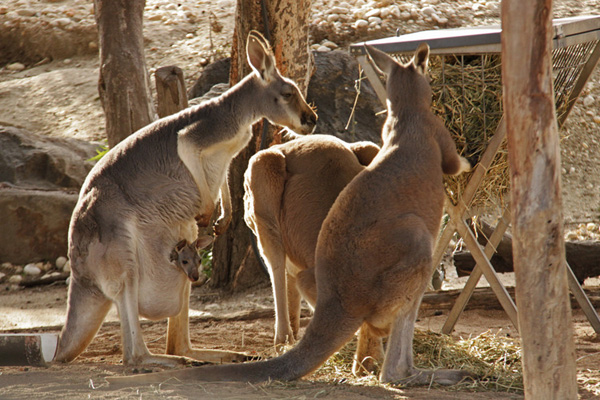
[243,134,383,374]
[170,235,213,283]
[54,31,317,367]
[107,43,472,386]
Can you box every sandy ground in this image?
[1,281,600,399]
[1,0,600,399]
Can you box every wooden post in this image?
[155,66,189,118]
[502,1,578,398]
[94,0,155,147]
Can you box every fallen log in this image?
[452,220,600,283]
[420,286,600,311]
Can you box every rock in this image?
[0,272,5,281]
[316,45,331,52]
[24,264,42,276]
[354,19,369,29]
[583,94,595,107]
[187,58,231,100]
[305,50,382,142]
[421,6,436,16]
[6,63,26,71]
[56,256,68,269]
[8,275,23,284]
[0,126,96,190]
[0,187,78,265]
[365,9,381,18]
[63,260,71,273]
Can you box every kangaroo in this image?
[54,31,317,367]
[107,43,472,386]
[243,134,383,374]
[170,235,213,283]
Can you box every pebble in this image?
[17,9,37,17]
[24,263,42,276]
[354,19,369,29]
[63,260,71,273]
[0,272,5,281]
[56,256,68,269]
[421,6,436,16]
[583,94,595,107]
[6,62,26,71]
[365,9,381,18]
[8,275,22,284]
[316,45,331,52]
[54,17,72,28]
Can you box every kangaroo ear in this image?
[175,239,187,252]
[413,43,430,75]
[247,31,276,82]
[365,44,398,76]
[194,235,214,250]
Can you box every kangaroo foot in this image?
[352,356,380,377]
[382,367,476,386]
[180,348,253,364]
[123,353,191,368]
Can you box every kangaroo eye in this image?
[182,260,188,265]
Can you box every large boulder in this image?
[188,50,384,144]
[0,126,98,264]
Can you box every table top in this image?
[349,15,600,55]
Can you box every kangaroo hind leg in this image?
[379,257,474,385]
[55,277,112,363]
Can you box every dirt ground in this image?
[0,283,599,400]
[1,0,600,399]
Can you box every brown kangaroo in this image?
[54,31,316,367]
[169,235,213,283]
[107,43,472,385]
[243,134,383,374]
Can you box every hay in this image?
[311,328,523,393]
[427,54,508,210]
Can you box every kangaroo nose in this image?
[302,112,317,128]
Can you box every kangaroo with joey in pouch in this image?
[107,42,472,386]
[243,134,384,375]
[54,30,317,368]
[170,235,213,283]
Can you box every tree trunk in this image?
[502,1,578,398]
[211,0,313,291]
[94,0,155,147]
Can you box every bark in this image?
[211,0,312,291]
[94,0,155,147]
[502,1,578,398]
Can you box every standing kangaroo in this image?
[170,235,213,283]
[244,134,383,374]
[107,43,472,386]
[54,31,317,367]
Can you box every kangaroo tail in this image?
[107,297,362,387]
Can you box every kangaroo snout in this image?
[301,111,318,133]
